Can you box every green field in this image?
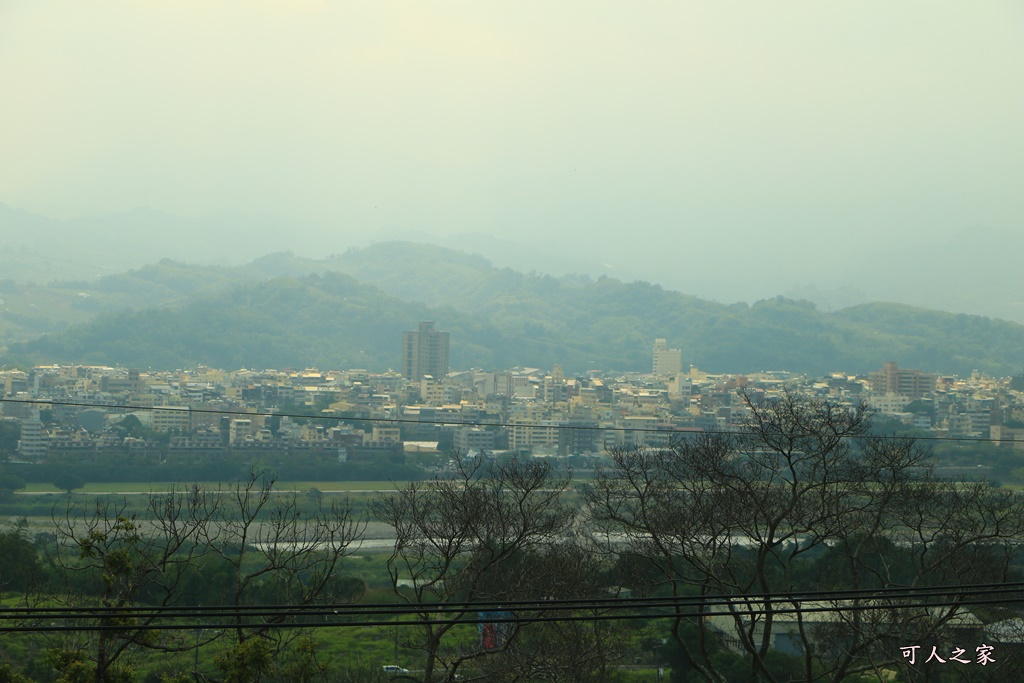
[21,480,406,494]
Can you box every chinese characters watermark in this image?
[900,644,995,666]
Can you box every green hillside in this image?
[7,252,1024,376]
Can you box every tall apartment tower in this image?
[653,338,683,376]
[402,321,450,380]
[868,362,936,400]
[16,409,48,460]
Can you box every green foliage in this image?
[0,421,20,455]
[661,632,804,683]
[0,527,40,591]
[109,415,169,446]
[0,470,26,493]
[10,243,1024,374]
[0,662,34,683]
[0,465,27,503]
[214,638,275,683]
[116,414,144,436]
[276,636,331,683]
[46,650,134,683]
[4,449,427,489]
[52,471,85,494]
[159,674,192,683]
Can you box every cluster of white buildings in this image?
[2,337,1024,461]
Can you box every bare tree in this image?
[46,484,216,683]
[195,467,367,655]
[44,469,366,683]
[371,455,579,683]
[585,389,1024,683]
[467,540,634,683]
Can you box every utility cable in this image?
[1,595,1020,633]
[2,579,1021,617]
[2,581,1022,631]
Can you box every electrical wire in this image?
[3,579,1022,617]
[1,396,1017,633]
[2,595,1021,633]
[1,581,1022,632]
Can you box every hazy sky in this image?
[2,2,1022,275]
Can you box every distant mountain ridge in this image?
[6,242,1024,376]
[6,201,1024,324]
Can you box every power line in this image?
[0,397,1011,445]
[4,579,1021,618]
[2,590,1021,633]
[4,582,1022,617]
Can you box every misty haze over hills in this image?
[3,225,1024,378]
[4,2,1021,379]
[2,6,1023,680]
[3,202,1023,326]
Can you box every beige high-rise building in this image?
[402,321,450,380]
[653,338,683,376]
[868,362,935,400]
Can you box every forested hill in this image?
[8,257,1024,376]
